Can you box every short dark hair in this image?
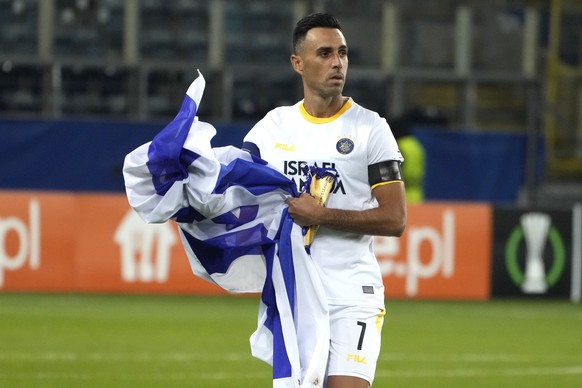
[292,13,342,53]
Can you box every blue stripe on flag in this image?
[272,312,292,379]
[211,205,259,231]
[214,158,298,197]
[172,206,206,223]
[147,95,200,195]
[274,209,296,318]
[260,241,293,380]
[181,224,269,275]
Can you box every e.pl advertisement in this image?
[375,203,492,300]
[1,192,496,300]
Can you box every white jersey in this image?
[243,98,402,307]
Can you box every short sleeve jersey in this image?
[243,98,402,307]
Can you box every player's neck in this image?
[302,94,347,118]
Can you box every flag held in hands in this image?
[123,71,330,388]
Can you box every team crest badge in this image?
[336,138,354,155]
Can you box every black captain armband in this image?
[368,160,403,188]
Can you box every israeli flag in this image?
[123,71,329,388]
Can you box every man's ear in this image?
[290,54,303,75]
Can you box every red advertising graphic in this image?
[0,192,79,291]
[375,203,493,300]
[1,192,493,299]
[0,191,226,295]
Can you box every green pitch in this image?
[0,294,581,388]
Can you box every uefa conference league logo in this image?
[505,212,566,294]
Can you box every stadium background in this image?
[1,1,582,387]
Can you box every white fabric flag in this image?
[123,71,329,388]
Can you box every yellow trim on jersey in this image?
[299,98,353,124]
[376,308,386,334]
[370,180,403,191]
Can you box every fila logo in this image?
[347,354,368,364]
[274,142,295,152]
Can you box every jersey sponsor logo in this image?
[336,138,354,155]
[347,354,368,364]
[283,160,346,195]
[274,142,295,152]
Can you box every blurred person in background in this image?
[392,106,449,203]
[242,13,406,388]
[390,114,426,204]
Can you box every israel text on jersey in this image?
[283,160,346,195]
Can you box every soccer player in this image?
[242,13,407,388]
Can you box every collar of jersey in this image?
[299,98,353,124]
